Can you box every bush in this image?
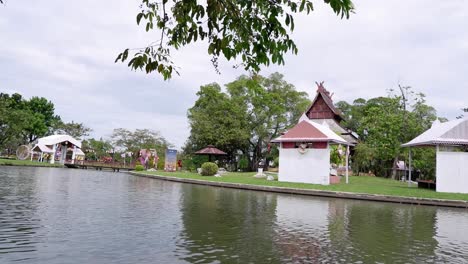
[201,162,218,176]
[182,158,196,172]
[238,156,249,171]
[273,157,279,168]
[192,155,209,169]
[135,165,145,171]
[148,158,155,169]
[157,157,165,170]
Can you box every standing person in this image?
[144,150,149,170]
[177,159,182,171]
[153,151,159,170]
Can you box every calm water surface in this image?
[1,166,468,263]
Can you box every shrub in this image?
[182,158,196,172]
[135,165,145,171]
[238,156,249,171]
[157,158,165,170]
[192,155,209,169]
[273,157,279,168]
[148,158,155,169]
[201,162,218,176]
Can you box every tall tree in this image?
[116,0,354,79]
[226,73,309,169]
[24,96,61,142]
[186,73,309,171]
[186,83,250,158]
[81,138,113,161]
[0,100,29,152]
[359,96,405,178]
[0,93,61,147]
[54,121,92,140]
[111,128,171,156]
[336,88,439,179]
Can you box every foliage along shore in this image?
[0,158,64,168]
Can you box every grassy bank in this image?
[0,158,64,168]
[141,171,468,202]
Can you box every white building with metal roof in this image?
[402,118,468,194]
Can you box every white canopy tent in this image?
[31,143,55,162]
[32,143,54,153]
[402,118,468,193]
[38,135,82,148]
[31,134,83,164]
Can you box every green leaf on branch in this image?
[117,0,354,79]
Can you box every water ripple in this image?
[1,167,468,263]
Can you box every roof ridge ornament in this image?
[315,81,333,99]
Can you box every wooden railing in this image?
[65,160,137,169]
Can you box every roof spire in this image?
[315,81,332,99]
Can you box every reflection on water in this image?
[1,167,468,263]
[176,185,280,264]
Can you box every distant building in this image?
[31,134,83,164]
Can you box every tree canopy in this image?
[0,93,61,149]
[111,128,171,155]
[54,121,92,140]
[185,72,309,170]
[335,87,441,179]
[0,92,92,155]
[116,0,354,79]
[81,138,113,161]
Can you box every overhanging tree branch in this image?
[116,0,354,80]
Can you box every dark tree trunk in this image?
[391,156,399,180]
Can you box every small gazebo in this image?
[402,118,468,193]
[194,145,227,162]
[272,120,353,185]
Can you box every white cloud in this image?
[1,0,467,148]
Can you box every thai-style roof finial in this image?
[315,81,333,99]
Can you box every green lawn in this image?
[0,158,64,167]
[141,171,468,201]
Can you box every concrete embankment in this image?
[130,172,468,209]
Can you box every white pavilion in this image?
[272,119,352,185]
[31,135,84,164]
[402,118,468,194]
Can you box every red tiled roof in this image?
[195,145,227,155]
[280,121,327,140]
[272,120,350,144]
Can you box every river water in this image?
[0,167,467,264]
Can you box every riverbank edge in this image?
[130,172,468,208]
[0,163,64,168]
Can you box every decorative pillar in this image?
[61,144,67,164]
[345,145,349,184]
[71,146,77,164]
[408,148,412,187]
[51,144,56,164]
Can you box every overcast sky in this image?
[1,1,467,149]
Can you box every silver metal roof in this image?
[402,118,468,147]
